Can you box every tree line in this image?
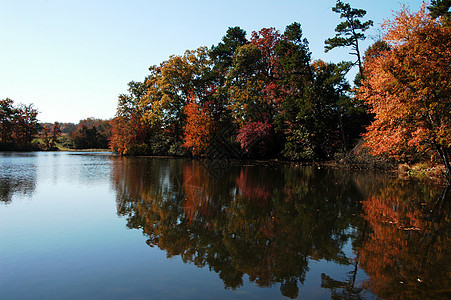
[108,1,450,177]
[0,100,111,151]
[110,6,370,160]
[40,118,111,150]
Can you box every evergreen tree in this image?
[325,1,373,77]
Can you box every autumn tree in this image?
[325,0,373,77]
[359,4,451,178]
[110,47,217,156]
[40,122,61,150]
[49,122,62,149]
[0,98,39,151]
[183,94,215,156]
[110,92,148,155]
[227,42,267,124]
[69,119,110,150]
[236,121,275,157]
[11,103,39,150]
[0,98,14,147]
[59,122,77,135]
[40,125,50,150]
[225,28,283,156]
[143,49,211,136]
[140,47,213,155]
[227,28,283,123]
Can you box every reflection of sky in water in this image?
[35,152,112,185]
[1,152,113,203]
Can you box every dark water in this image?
[0,152,449,299]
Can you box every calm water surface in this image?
[0,152,449,299]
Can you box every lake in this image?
[0,152,449,299]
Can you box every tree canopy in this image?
[107,1,450,179]
[110,21,365,161]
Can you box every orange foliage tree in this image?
[358,4,451,177]
[183,94,215,156]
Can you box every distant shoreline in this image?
[60,148,112,152]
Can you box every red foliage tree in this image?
[236,121,274,157]
[250,27,282,76]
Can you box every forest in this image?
[1,1,450,178]
[107,1,450,177]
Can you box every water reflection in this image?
[357,182,450,299]
[112,158,379,298]
[3,152,447,298]
[0,152,112,204]
[0,153,37,203]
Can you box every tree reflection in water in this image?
[357,182,450,299]
[110,157,449,299]
[0,154,37,203]
[0,176,36,203]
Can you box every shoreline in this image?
[2,150,448,184]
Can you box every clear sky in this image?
[0,0,423,123]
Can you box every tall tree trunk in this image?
[355,39,363,79]
[337,108,347,152]
[437,146,451,181]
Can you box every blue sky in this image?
[0,0,423,123]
